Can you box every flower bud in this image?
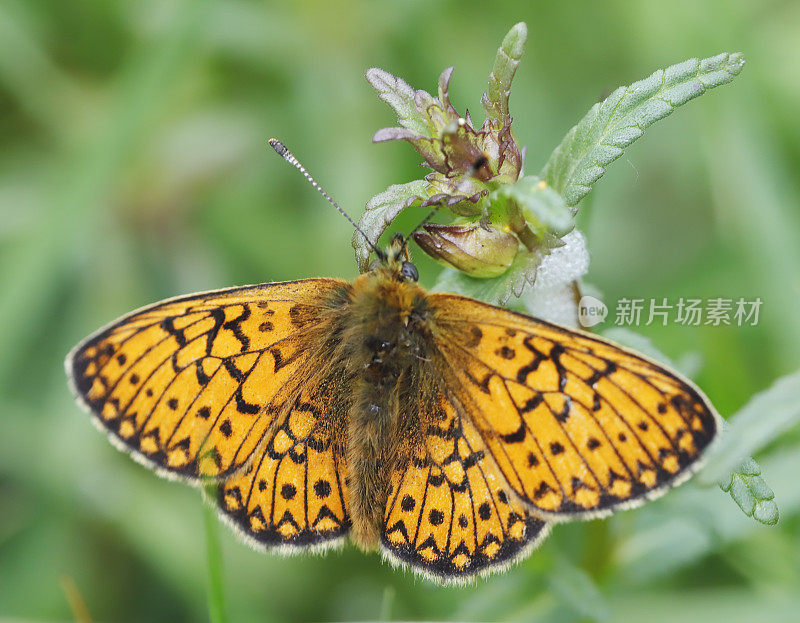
[413,223,518,278]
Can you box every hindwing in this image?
[381,380,548,580]
[218,372,352,549]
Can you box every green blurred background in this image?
[1,0,799,621]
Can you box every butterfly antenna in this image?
[268,138,383,258]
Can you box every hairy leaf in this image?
[353,180,429,271]
[365,68,429,136]
[719,458,779,525]
[541,52,745,208]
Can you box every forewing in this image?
[67,279,347,481]
[218,373,351,549]
[381,382,548,581]
[429,293,720,519]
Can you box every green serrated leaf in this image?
[482,22,528,128]
[735,456,761,478]
[541,52,745,208]
[365,68,428,136]
[719,458,779,526]
[754,499,780,525]
[353,180,429,271]
[747,475,774,502]
[698,368,800,484]
[729,473,756,515]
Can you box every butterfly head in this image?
[369,233,419,283]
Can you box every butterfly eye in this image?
[400,261,419,282]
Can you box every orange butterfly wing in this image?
[428,294,721,519]
[67,279,347,481]
[381,382,548,580]
[218,373,352,549]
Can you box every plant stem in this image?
[379,586,395,622]
[203,485,227,623]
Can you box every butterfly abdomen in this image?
[344,272,432,549]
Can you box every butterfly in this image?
[66,142,721,582]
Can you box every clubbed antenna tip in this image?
[268,138,289,159]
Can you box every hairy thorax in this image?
[339,270,432,548]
